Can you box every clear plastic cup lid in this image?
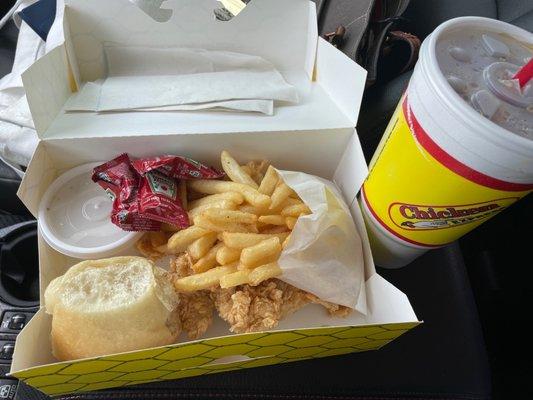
[436,27,533,139]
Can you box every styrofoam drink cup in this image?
[361,17,533,268]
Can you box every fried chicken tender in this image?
[136,234,164,260]
[169,254,215,339]
[305,293,352,317]
[212,279,310,333]
[168,256,351,337]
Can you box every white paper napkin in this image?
[65,47,298,115]
[65,81,274,115]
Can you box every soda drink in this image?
[361,17,533,268]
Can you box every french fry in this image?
[237,263,253,271]
[174,264,237,292]
[156,244,169,253]
[187,188,205,201]
[240,237,282,268]
[189,180,271,210]
[161,223,181,232]
[149,231,167,248]
[281,197,303,207]
[240,165,252,175]
[258,215,286,226]
[192,242,224,273]
[286,216,297,230]
[188,192,244,209]
[260,225,289,234]
[178,180,188,210]
[167,226,209,253]
[258,166,278,196]
[239,204,261,215]
[187,232,218,261]
[219,270,251,289]
[216,245,242,265]
[248,262,282,286]
[193,214,256,233]
[269,183,294,210]
[267,197,303,214]
[281,203,311,217]
[221,150,259,189]
[247,160,270,184]
[282,234,292,249]
[188,199,238,220]
[136,235,163,259]
[163,151,314,293]
[221,232,290,249]
[203,209,258,225]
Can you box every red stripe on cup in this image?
[402,98,533,192]
[361,187,439,248]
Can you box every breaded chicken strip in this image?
[212,279,310,333]
[170,256,352,336]
[169,254,215,339]
[305,293,352,317]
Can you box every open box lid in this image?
[21,0,366,140]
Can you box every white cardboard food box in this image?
[12,0,420,396]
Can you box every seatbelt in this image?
[317,0,420,87]
[358,0,417,86]
[214,0,419,87]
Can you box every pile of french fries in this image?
[141,151,311,292]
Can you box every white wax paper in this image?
[277,170,366,314]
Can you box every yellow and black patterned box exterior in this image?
[13,322,418,396]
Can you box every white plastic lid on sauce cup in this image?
[38,162,141,259]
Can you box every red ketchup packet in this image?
[137,170,190,229]
[92,154,224,231]
[132,156,224,229]
[92,154,161,231]
[132,155,225,180]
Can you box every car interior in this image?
[1,1,532,399]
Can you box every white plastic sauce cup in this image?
[38,163,141,259]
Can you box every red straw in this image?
[513,58,533,88]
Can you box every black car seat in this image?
[358,0,533,160]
